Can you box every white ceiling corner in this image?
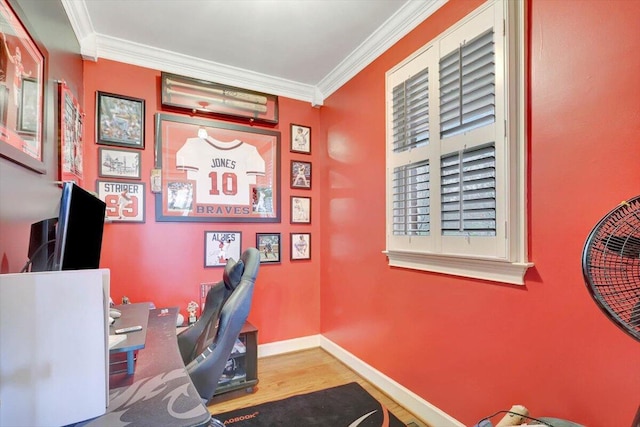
[61,0,447,105]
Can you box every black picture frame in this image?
[291,160,311,189]
[290,196,311,224]
[98,147,141,180]
[0,0,46,174]
[256,233,281,263]
[290,123,311,154]
[154,113,281,223]
[96,91,145,149]
[161,72,279,125]
[290,233,311,261]
[204,231,242,267]
[17,76,37,133]
[96,180,146,223]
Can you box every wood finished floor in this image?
[206,347,429,427]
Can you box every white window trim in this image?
[384,0,532,285]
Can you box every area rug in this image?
[213,382,405,426]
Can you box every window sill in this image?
[384,250,533,285]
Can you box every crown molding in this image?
[60,0,97,60]
[62,0,448,104]
[316,0,448,101]
[96,34,317,103]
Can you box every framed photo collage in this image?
[81,73,312,265]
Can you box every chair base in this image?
[209,417,225,427]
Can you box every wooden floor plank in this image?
[207,347,430,427]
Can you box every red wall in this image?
[320,0,640,426]
[81,0,640,425]
[82,60,321,344]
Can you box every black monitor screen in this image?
[52,182,107,271]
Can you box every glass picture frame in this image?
[290,233,311,261]
[98,147,141,180]
[290,123,311,154]
[290,196,311,224]
[204,231,242,267]
[0,0,46,173]
[291,160,311,189]
[154,113,281,223]
[161,72,279,125]
[59,82,84,185]
[96,180,146,223]
[96,91,145,149]
[256,233,281,263]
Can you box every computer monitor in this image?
[51,182,107,271]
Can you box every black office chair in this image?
[177,247,259,423]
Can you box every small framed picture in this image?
[204,231,242,267]
[290,123,311,154]
[96,91,145,149]
[291,196,311,224]
[96,180,146,223]
[291,160,311,189]
[98,147,141,179]
[291,233,311,260]
[256,233,281,263]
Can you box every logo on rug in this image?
[223,411,259,424]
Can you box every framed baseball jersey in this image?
[154,113,281,222]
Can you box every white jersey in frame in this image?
[176,136,265,206]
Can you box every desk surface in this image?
[83,307,210,427]
[108,303,149,354]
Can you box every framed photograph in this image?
[291,196,311,224]
[291,233,311,261]
[98,147,141,179]
[290,123,311,154]
[96,180,146,223]
[17,76,36,133]
[96,91,145,149]
[161,72,279,125]
[154,113,281,223]
[59,82,84,185]
[204,231,242,267]
[291,160,311,189]
[0,0,46,173]
[256,233,280,263]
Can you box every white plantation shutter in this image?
[392,67,430,153]
[385,0,530,284]
[440,144,496,236]
[392,160,430,236]
[440,29,495,138]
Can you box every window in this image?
[385,0,531,284]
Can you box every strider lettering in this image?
[210,158,236,169]
[103,183,140,193]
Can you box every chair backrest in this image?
[185,247,260,402]
[177,255,248,364]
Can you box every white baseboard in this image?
[257,334,464,427]
[257,334,321,358]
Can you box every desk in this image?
[109,303,149,375]
[82,307,210,427]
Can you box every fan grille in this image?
[582,195,640,342]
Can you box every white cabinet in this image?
[0,269,110,426]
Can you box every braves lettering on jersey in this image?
[176,137,265,205]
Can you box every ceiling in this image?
[61,0,446,105]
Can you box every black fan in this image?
[582,195,640,342]
[582,196,640,427]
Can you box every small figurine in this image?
[187,301,198,325]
